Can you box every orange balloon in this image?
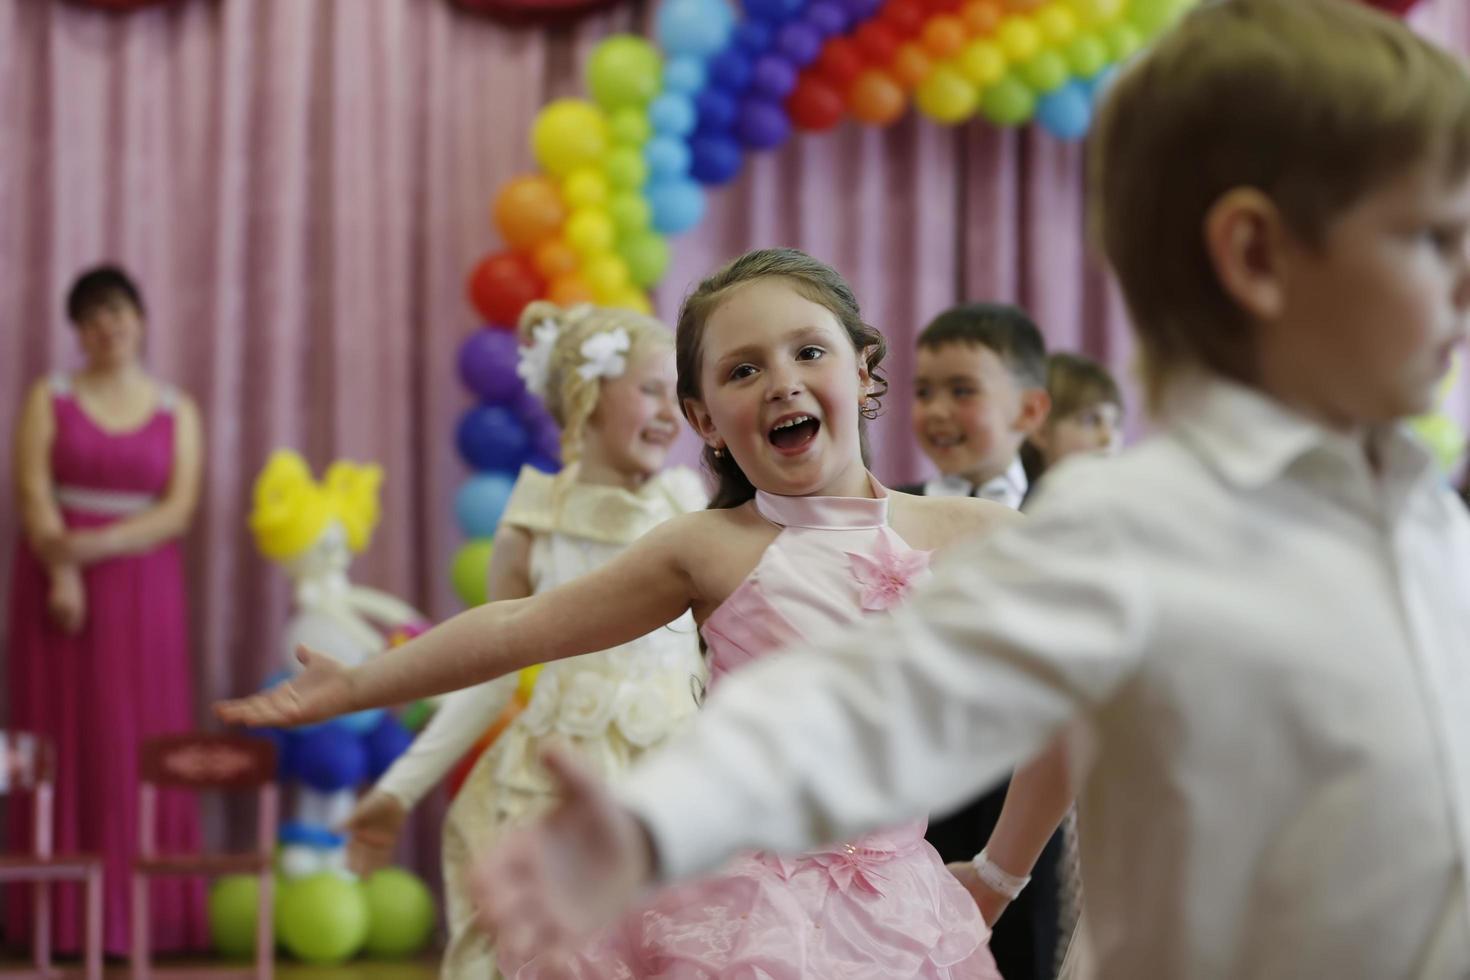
[848,69,907,124]
[447,693,525,800]
[532,238,580,280]
[920,16,967,58]
[493,175,566,253]
[960,0,1003,35]
[548,273,597,307]
[1003,0,1047,9]
[890,42,933,89]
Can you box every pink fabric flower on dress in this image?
[847,532,932,612]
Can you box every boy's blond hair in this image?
[1092,0,1470,408]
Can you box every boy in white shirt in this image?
[469,2,1470,976]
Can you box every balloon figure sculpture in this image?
[248,451,430,879]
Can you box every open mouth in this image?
[640,427,676,447]
[924,432,966,450]
[768,414,821,453]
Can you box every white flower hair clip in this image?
[517,319,560,399]
[577,328,631,383]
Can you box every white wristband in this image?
[971,848,1031,900]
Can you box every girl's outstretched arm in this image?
[215,514,701,728]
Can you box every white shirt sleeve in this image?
[617,496,1153,882]
[375,674,518,809]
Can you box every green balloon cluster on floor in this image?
[206,868,437,965]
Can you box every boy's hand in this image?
[471,746,655,970]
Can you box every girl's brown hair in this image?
[675,248,888,509]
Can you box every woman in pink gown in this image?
[6,266,207,955]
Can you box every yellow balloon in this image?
[1065,0,1124,28]
[517,665,543,702]
[1037,6,1077,45]
[562,169,609,210]
[997,17,1043,63]
[531,99,610,178]
[584,253,631,300]
[915,65,979,123]
[957,39,1007,88]
[607,286,653,315]
[564,208,616,256]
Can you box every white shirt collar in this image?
[1165,374,1436,495]
[925,456,1029,510]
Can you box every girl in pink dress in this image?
[7,267,207,955]
[218,249,1075,979]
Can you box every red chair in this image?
[0,730,103,980]
[131,734,278,980]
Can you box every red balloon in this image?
[467,252,545,326]
[787,74,847,130]
[854,21,901,66]
[878,0,926,37]
[817,38,866,89]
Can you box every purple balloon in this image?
[695,87,740,133]
[776,21,823,67]
[734,20,774,55]
[512,386,549,425]
[532,415,562,462]
[457,329,524,405]
[842,0,882,20]
[707,48,752,92]
[689,134,745,185]
[736,99,791,151]
[805,0,848,37]
[750,54,798,101]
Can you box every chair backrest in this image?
[138,734,279,858]
[0,731,53,795]
[0,731,56,858]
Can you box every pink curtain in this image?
[2,0,1468,885]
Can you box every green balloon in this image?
[450,539,494,607]
[362,869,436,959]
[981,75,1038,127]
[608,192,652,236]
[1066,34,1109,79]
[605,146,649,191]
[608,107,653,146]
[1105,21,1143,61]
[400,699,435,732]
[619,231,670,288]
[276,873,369,965]
[1020,50,1069,94]
[588,36,663,110]
[208,875,264,960]
[1129,0,1187,35]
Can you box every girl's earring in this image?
[712,446,726,459]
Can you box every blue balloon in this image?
[336,708,387,736]
[690,135,745,185]
[663,56,708,95]
[707,49,752,93]
[646,178,707,234]
[736,99,791,150]
[293,726,368,793]
[657,0,734,57]
[649,93,698,137]
[776,21,823,67]
[279,821,344,848]
[734,20,774,55]
[805,0,847,37]
[527,453,561,474]
[455,472,517,538]
[531,415,562,462]
[744,0,804,23]
[456,328,522,405]
[694,87,740,133]
[456,404,530,472]
[364,715,414,781]
[1037,83,1093,141]
[750,54,798,101]
[645,135,693,179]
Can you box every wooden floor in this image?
[0,957,439,979]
